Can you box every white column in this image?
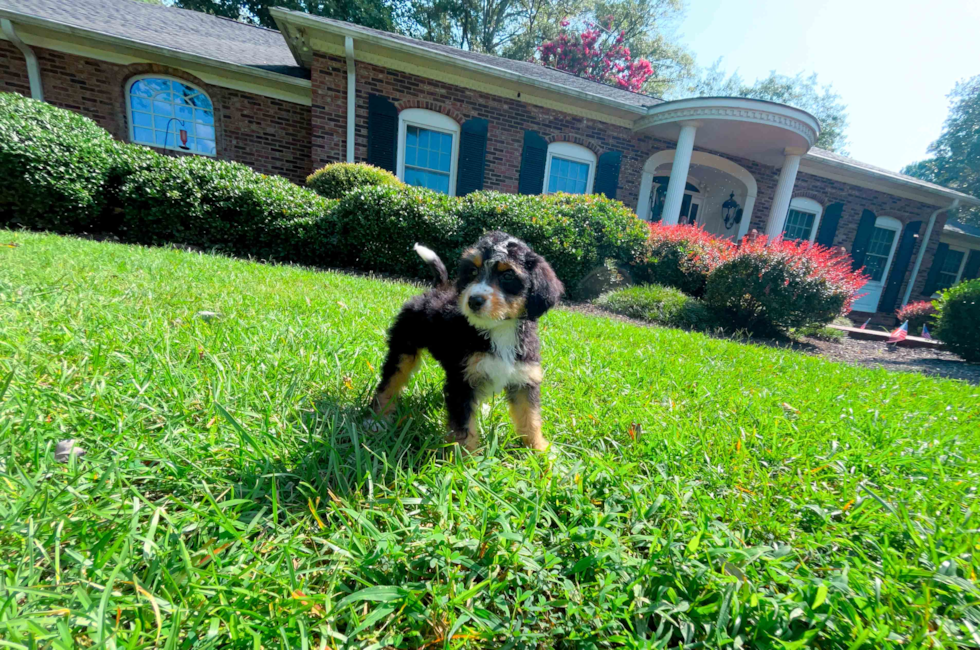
[766,148,804,237]
[661,122,699,225]
[344,36,356,163]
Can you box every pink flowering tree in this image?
[537,19,654,93]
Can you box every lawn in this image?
[1,230,978,649]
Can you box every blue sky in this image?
[675,0,980,171]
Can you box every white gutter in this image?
[345,36,355,163]
[1,19,43,101]
[0,8,311,90]
[902,199,959,307]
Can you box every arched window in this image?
[397,109,460,195]
[784,197,824,243]
[127,76,216,156]
[544,142,596,195]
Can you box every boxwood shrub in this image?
[456,192,649,295]
[306,162,402,199]
[595,284,716,330]
[0,92,119,232]
[932,279,980,361]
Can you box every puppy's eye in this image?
[462,266,477,279]
[500,270,517,281]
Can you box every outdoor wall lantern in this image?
[722,192,743,230]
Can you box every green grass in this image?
[1,231,979,649]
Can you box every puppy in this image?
[371,231,564,453]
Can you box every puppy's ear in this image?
[525,253,564,320]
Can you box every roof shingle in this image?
[0,0,308,78]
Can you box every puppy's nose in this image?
[468,295,486,311]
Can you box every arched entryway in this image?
[637,150,758,240]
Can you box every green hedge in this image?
[306,162,402,199]
[594,284,716,330]
[933,279,980,362]
[0,93,120,232]
[0,93,650,295]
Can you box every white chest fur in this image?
[464,322,542,397]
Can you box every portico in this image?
[633,97,821,240]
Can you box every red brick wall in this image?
[0,45,312,183]
[0,41,32,96]
[311,53,664,210]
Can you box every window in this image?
[648,176,701,224]
[783,197,823,243]
[544,142,596,195]
[863,226,898,282]
[936,248,967,290]
[397,109,460,195]
[127,76,215,156]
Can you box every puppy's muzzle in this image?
[467,295,486,311]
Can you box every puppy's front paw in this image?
[363,416,385,433]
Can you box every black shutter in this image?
[815,202,843,248]
[879,220,922,312]
[593,151,622,199]
[517,130,548,195]
[367,94,398,172]
[922,243,950,295]
[455,118,488,196]
[963,250,980,281]
[850,209,877,271]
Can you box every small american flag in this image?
[887,320,909,344]
[859,318,871,330]
[921,324,932,340]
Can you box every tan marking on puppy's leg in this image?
[447,406,481,454]
[508,386,548,451]
[373,353,419,415]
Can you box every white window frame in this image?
[784,197,824,244]
[396,109,460,196]
[125,74,216,157]
[939,244,970,288]
[543,142,596,195]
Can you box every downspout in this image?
[344,36,355,163]
[902,198,959,307]
[1,19,43,101]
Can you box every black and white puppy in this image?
[372,231,564,452]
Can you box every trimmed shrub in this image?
[704,236,868,335]
[595,284,716,330]
[116,154,337,256]
[0,93,119,232]
[306,162,402,199]
[933,279,980,361]
[332,184,461,277]
[456,192,649,296]
[640,222,734,297]
[895,300,936,336]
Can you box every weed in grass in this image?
[1,231,979,648]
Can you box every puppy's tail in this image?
[413,243,448,287]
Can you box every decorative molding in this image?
[544,133,602,156]
[637,105,818,146]
[394,99,465,125]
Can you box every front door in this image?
[680,193,703,226]
[851,217,901,312]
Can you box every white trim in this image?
[1,19,43,101]
[635,97,820,147]
[543,142,596,195]
[270,8,650,118]
[125,74,216,156]
[396,108,460,196]
[785,196,824,244]
[902,200,958,307]
[852,215,903,313]
[344,36,355,163]
[637,149,758,239]
[942,245,970,287]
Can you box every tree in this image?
[685,61,850,153]
[903,76,980,226]
[173,0,401,31]
[537,19,653,92]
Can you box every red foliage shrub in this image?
[641,222,734,297]
[895,300,936,335]
[704,235,869,334]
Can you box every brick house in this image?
[2,0,979,319]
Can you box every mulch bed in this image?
[564,303,980,385]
